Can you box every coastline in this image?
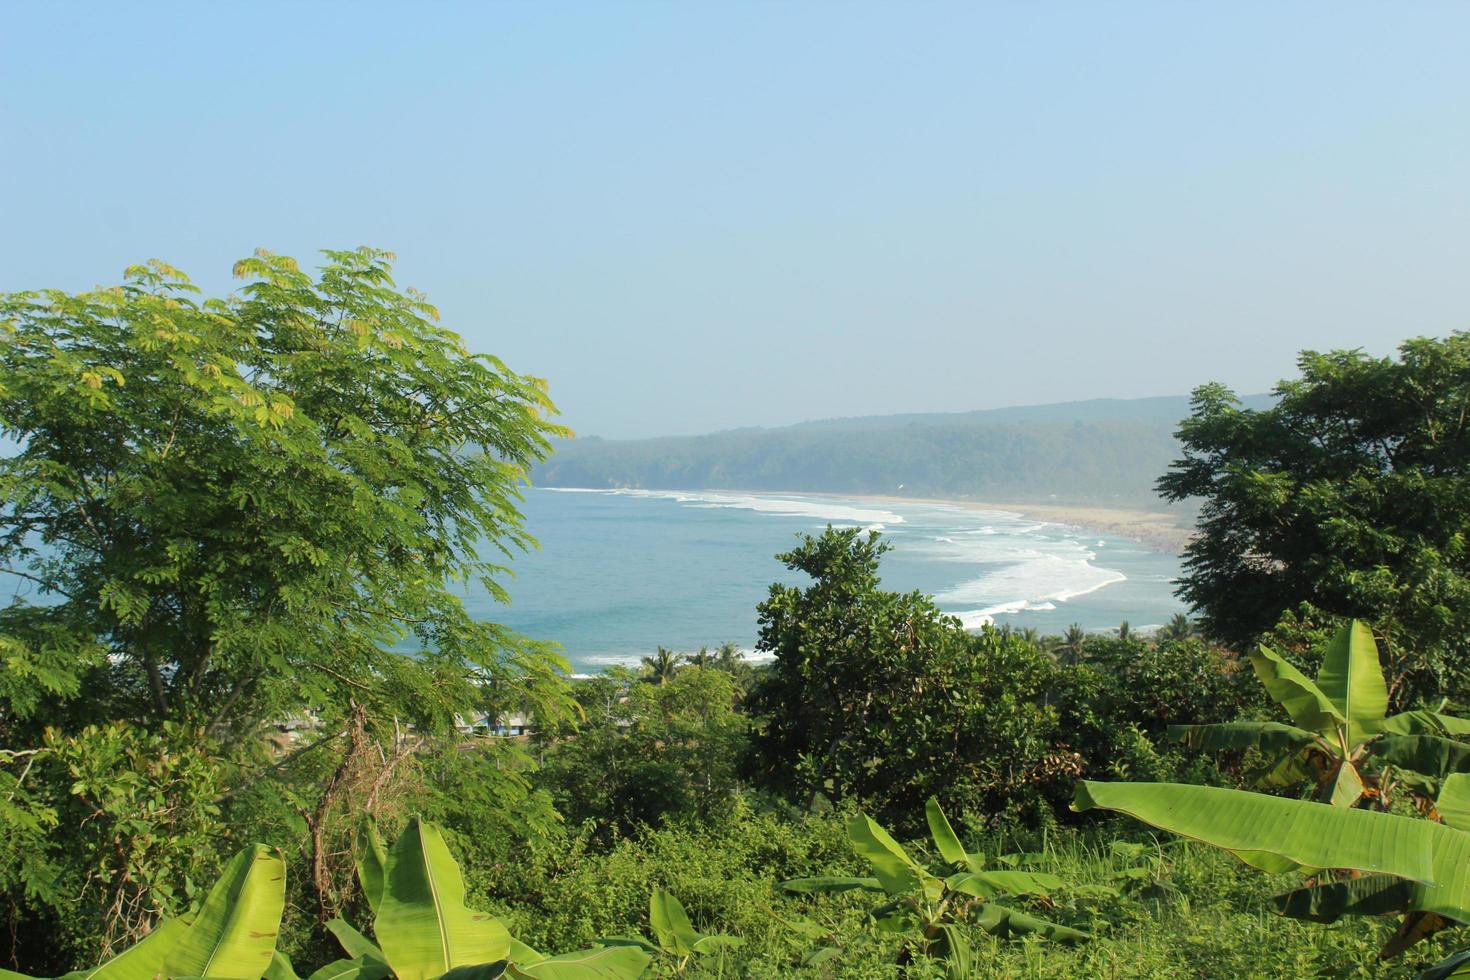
[727,490,1195,555]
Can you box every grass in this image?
[472,799,1465,978]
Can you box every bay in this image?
[475,488,1188,673]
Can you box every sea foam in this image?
[548,488,906,526]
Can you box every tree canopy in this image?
[0,248,574,738]
[1159,334,1470,704]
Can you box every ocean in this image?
[476,488,1188,673]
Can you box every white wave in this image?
[570,488,906,525]
[936,553,1126,615]
[569,646,776,673]
[934,536,956,544]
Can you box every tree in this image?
[538,666,746,836]
[745,528,1101,830]
[1055,623,1087,668]
[0,249,577,960]
[0,249,573,736]
[1157,614,1196,644]
[1159,335,1470,704]
[640,647,681,685]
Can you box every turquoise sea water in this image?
[474,488,1187,673]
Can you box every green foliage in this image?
[538,666,746,838]
[2,842,288,980]
[333,820,647,980]
[748,528,1037,826]
[783,798,1087,976]
[1173,622,1470,807]
[0,248,574,736]
[745,528,1244,831]
[0,250,579,961]
[1073,778,1470,961]
[1160,335,1470,704]
[0,724,234,961]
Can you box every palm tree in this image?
[713,640,743,672]
[687,646,715,669]
[1158,613,1195,644]
[1057,623,1087,668]
[641,646,681,685]
[1117,620,1132,641]
[712,640,754,692]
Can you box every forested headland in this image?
[532,395,1272,510]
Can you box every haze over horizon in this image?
[5,3,1468,438]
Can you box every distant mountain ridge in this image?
[534,393,1274,509]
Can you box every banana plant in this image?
[593,890,741,976]
[1171,621,1470,807]
[0,845,287,980]
[1073,778,1470,960]
[324,819,651,980]
[781,797,1087,978]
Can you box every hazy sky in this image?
[4,3,1468,438]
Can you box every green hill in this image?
[534,394,1273,509]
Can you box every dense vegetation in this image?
[6,255,1470,977]
[535,396,1266,509]
[1162,337,1470,705]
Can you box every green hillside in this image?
[535,394,1272,508]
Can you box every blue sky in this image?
[4,2,1468,438]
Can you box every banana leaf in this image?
[1326,759,1366,807]
[1169,721,1319,754]
[1440,775,1470,833]
[972,904,1088,942]
[1274,873,1417,922]
[648,890,698,957]
[1315,621,1388,745]
[374,819,512,980]
[508,940,545,966]
[1372,736,1470,783]
[781,876,885,894]
[1074,781,1470,924]
[357,818,388,916]
[161,844,286,980]
[437,964,508,980]
[264,952,300,980]
[925,797,980,874]
[55,917,193,980]
[325,920,382,961]
[933,923,972,979]
[1072,782,1432,881]
[507,946,652,979]
[946,870,1064,899]
[1250,644,1344,733]
[1374,711,1470,738]
[1421,947,1470,979]
[303,957,391,980]
[845,814,940,901]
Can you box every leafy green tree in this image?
[1159,335,1470,704]
[0,250,576,962]
[538,666,747,837]
[0,249,572,735]
[746,528,1119,830]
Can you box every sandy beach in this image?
[778,491,1196,555]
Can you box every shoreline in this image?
[704,488,1196,555]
